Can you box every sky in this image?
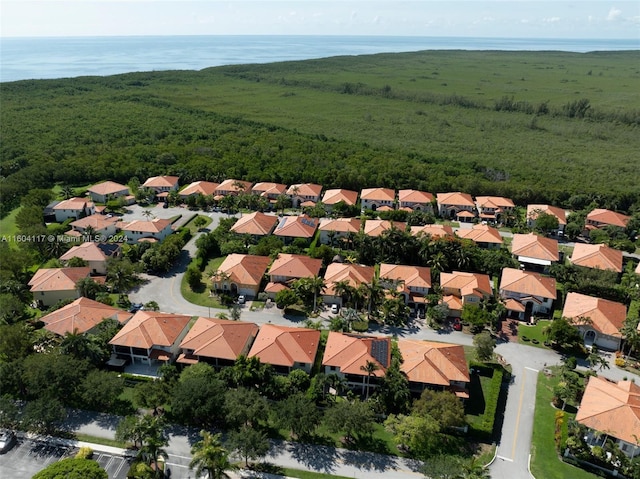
[1,0,639,39]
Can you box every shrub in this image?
[75,446,94,459]
[352,320,369,332]
[615,357,626,367]
[468,362,505,441]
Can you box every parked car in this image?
[453,319,462,331]
[129,303,144,313]
[331,304,339,314]
[418,309,426,320]
[0,430,16,454]
[238,295,246,305]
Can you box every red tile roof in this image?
[251,182,288,197]
[321,189,359,206]
[398,339,470,386]
[360,188,395,202]
[53,197,94,211]
[69,215,119,231]
[248,324,320,367]
[322,332,390,376]
[87,181,129,196]
[214,254,271,288]
[440,271,492,298]
[319,218,362,234]
[231,212,278,236]
[379,264,431,290]
[570,243,623,273]
[121,218,172,234]
[323,263,375,296]
[273,215,318,238]
[398,189,434,204]
[179,317,258,361]
[475,196,515,209]
[586,209,631,228]
[59,242,111,262]
[499,268,557,299]
[142,176,179,188]
[527,204,567,225]
[576,376,640,446]
[511,233,559,262]
[456,224,503,245]
[268,253,322,280]
[563,292,626,337]
[410,224,454,238]
[363,219,406,237]
[179,181,219,197]
[436,192,474,207]
[28,267,92,292]
[287,183,323,198]
[216,179,252,194]
[40,297,131,336]
[109,310,191,349]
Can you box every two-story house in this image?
[398,189,434,213]
[53,197,96,223]
[210,254,271,299]
[499,267,557,321]
[264,253,323,299]
[286,183,323,208]
[321,189,359,213]
[436,192,475,222]
[87,181,130,203]
[323,263,375,307]
[440,271,493,318]
[318,218,362,246]
[475,196,515,223]
[59,242,120,275]
[230,212,278,238]
[526,204,567,235]
[248,324,320,374]
[120,218,173,244]
[455,224,503,249]
[360,188,395,211]
[379,263,431,310]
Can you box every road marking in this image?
[525,367,539,372]
[496,455,514,462]
[511,367,528,459]
[168,453,192,460]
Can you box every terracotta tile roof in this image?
[248,324,320,367]
[440,271,493,298]
[264,282,289,294]
[41,297,131,335]
[570,243,623,273]
[268,253,322,280]
[70,215,119,231]
[475,196,515,209]
[121,218,172,234]
[436,192,475,207]
[456,224,503,245]
[457,210,476,218]
[215,179,252,194]
[442,295,463,312]
[231,212,278,236]
[563,292,626,337]
[398,339,470,386]
[499,268,557,299]
[586,208,631,228]
[322,332,390,376]
[59,242,109,262]
[576,376,640,446]
[179,181,219,197]
[273,215,318,238]
[287,183,323,198]
[511,233,559,262]
[410,224,455,238]
[360,187,395,202]
[28,267,92,292]
[527,204,567,225]
[322,189,358,206]
[323,263,375,296]
[398,189,434,204]
[319,218,361,234]
[53,197,94,211]
[379,264,431,290]
[504,298,526,312]
[109,310,191,349]
[252,182,287,197]
[363,219,406,237]
[87,181,129,196]
[179,317,258,361]
[142,176,179,188]
[214,254,271,288]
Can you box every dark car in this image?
[453,319,462,331]
[0,430,16,454]
[129,303,144,313]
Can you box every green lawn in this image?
[0,205,20,237]
[181,214,213,235]
[530,372,598,479]
[281,469,354,479]
[73,433,127,449]
[181,256,227,310]
[518,320,552,348]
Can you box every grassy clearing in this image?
[518,320,552,348]
[181,256,227,310]
[181,214,212,235]
[530,372,598,479]
[73,433,127,449]
[0,205,20,237]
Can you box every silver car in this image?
[0,430,16,454]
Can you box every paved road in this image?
[127,220,639,479]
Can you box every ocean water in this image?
[0,35,637,83]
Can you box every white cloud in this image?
[607,7,622,21]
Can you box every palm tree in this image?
[58,328,104,364]
[140,433,168,479]
[141,209,155,220]
[361,278,384,320]
[190,430,236,479]
[360,360,380,399]
[332,280,353,308]
[307,275,326,312]
[459,457,491,479]
[60,185,74,200]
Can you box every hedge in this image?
[468,361,506,441]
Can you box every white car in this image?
[238,295,246,305]
[331,304,339,314]
[0,430,16,454]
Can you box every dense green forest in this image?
[2,50,639,217]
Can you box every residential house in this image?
[398,189,434,213]
[562,292,626,351]
[87,181,130,203]
[40,297,131,336]
[569,243,623,273]
[526,204,567,234]
[53,197,96,222]
[322,332,390,395]
[318,218,362,246]
[272,215,318,244]
[575,377,640,458]
[586,208,631,231]
[67,215,119,239]
[251,182,288,201]
[214,179,253,196]
[455,224,503,249]
[177,317,259,367]
[397,339,470,397]
[499,268,557,321]
[211,254,271,298]
[142,176,180,194]
[436,192,475,222]
[120,218,173,244]
[363,219,406,237]
[379,264,431,309]
[109,310,191,365]
[28,267,94,307]
[410,224,455,239]
[59,242,120,275]
[265,253,322,299]
[178,181,219,199]
[511,233,559,270]
[475,196,515,223]
[230,212,278,238]
[323,263,375,307]
[360,188,395,211]
[321,189,359,212]
[286,183,323,208]
[440,271,493,318]
[248,324,320,374]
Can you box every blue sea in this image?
[1,35,637,83]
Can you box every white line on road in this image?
[496,455,514,462]
[525,367,539,372]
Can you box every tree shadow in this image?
[340,447,399,472]
[464,373,486,416]
[283,441,338,474]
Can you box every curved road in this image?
[128,219,638,479]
